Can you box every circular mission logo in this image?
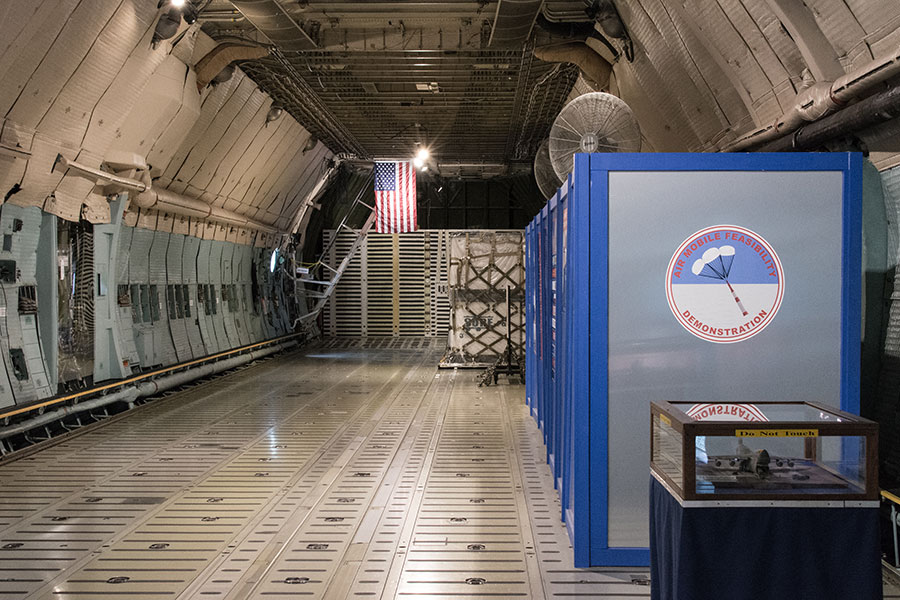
[665,225,784,343]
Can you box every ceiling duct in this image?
[489,0,544,48]
[594,0,628,40]
[195,42,269,89]
[549,92,641,180]
[229,0,317,51]
[534,42,612,89]
[534,138,563,200]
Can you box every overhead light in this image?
[266,106,284,124]
[170,0,186,6]
[422,166,428,172]
[416,148,430,162]
[270,249,279,273]
[152,4,183,47]
[212,64,235,84]
[413,157,424,169]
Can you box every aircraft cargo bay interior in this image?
[2,1,900,599]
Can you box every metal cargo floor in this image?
[0,340,894,599]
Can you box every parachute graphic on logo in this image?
[691,245,747,316]
[666,225,784,344]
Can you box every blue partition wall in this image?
[525,152,863,568]
[526,222,535,415]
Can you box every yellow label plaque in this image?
[735,429,818,438]
[660,414,672,427]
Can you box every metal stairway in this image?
[293,176,376,329]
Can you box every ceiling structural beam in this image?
[206,2,578,164]
[228,0,318,51]
[505,40,535,158]
[762,0,845,83]
[283,161,341,243]
[291,2,496,15]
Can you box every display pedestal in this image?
[649,476,881,600]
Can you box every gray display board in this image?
[606,171,844,547]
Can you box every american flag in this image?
[374,161,417,233]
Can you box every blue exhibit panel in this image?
[540,202,551,436]
[547,193,559,476]
[552,182,569,491]
[532,209,544,424]
[567,154,592,565]
[525,223,535,414]
[534,208,544,427]
[526,152,862,568]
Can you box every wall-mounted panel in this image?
[195,239,220,355]
[181,234,206,357]
[166,233,192,363]
[149,229,177,367]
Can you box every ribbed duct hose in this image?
[534,42,613,90]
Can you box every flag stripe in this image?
[373,161,417,234]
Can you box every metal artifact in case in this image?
[650,401,878,502]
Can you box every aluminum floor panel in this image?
[0,340,894,599]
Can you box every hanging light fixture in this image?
[266,106,284,124]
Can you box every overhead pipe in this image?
[727,44,900,151]
[0,340,297,442]
[534,41,613,89]
[197,10,246,23]
[755,84,900,152]
[133,186,280,233]
[52,155,280,233]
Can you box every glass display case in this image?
[651,401,878,501]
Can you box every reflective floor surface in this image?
[0,338,894,599]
